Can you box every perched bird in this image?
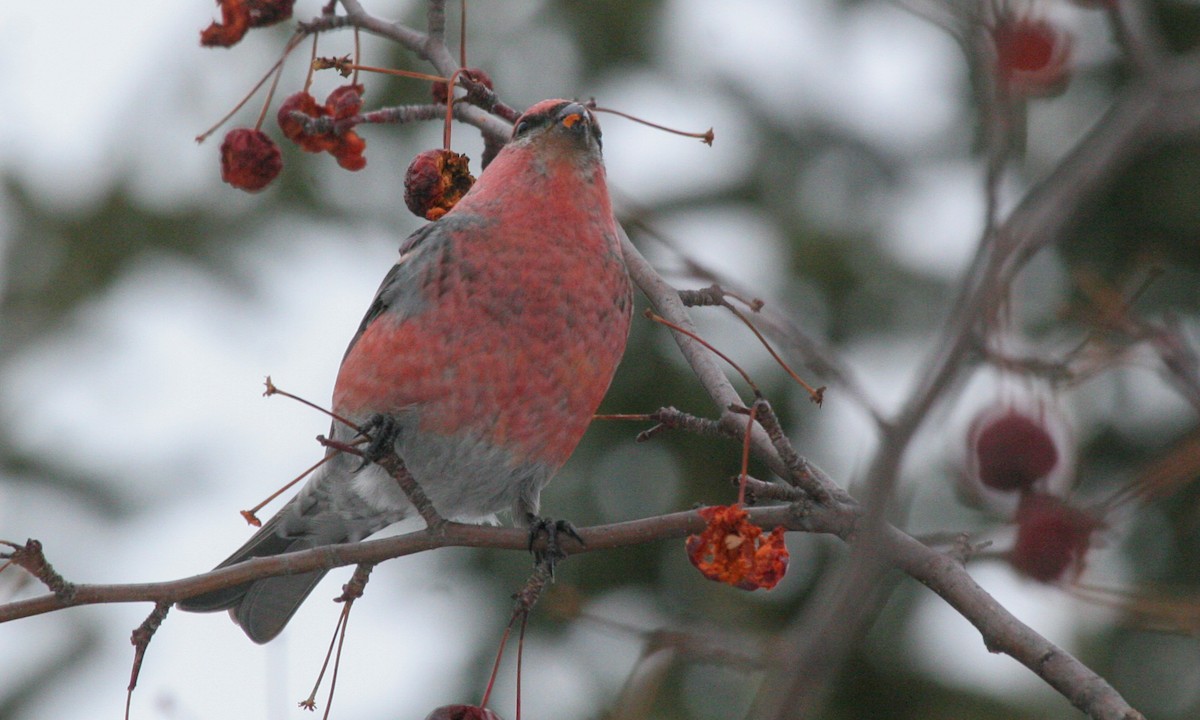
[179,99,633,643]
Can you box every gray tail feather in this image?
[230,563,329,644]
[177,516,332,644]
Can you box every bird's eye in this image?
[513,119,531,137]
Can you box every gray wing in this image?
[175,218,467,641]
[340,218,454,361]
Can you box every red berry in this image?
[276,89,368,169]
[993,17,1072,98]
[404,149,476,220]
[277,91,327,152]
[325,84,364,120]
[972,408,1059,493]
[1011,493,1100,582]
[330,131,368,171]
[200,0,294,47]
[219,128,282,192]
[201,0,249,47]
[423,705,503,720]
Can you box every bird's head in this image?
[507,99,603,160]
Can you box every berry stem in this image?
[304,33,318,92]
[256,48,289,131]
[195,31,308,143]
[263,376,363,434]
[240,453,339,526]
[442,68,467,149]
[644,308,759,396]
[479,621,514,709]
[353,27,361,86]
[738,403,758,506]
[590,104,715,145]
[459,0,468,69]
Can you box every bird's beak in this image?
[558,102,588,129]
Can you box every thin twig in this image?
[124,602,170,720]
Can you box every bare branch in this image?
[0,506,824,624]
[619,227,1143,719]
[335,0,511,145]
[882,527,1146,720]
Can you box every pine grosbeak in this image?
[179,100,632,642]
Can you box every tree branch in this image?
[617,227,1143,718]
[336,0,512,145]
[0,505,824,624]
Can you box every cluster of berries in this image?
[966,405,1100,583]
[203,0,497,208]
[219,83,369,192]
[220,84,367,192]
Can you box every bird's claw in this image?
[355,414,402,470]
[526,514,583,575]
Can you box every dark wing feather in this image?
[341,221,445,362]
[178,220,457,640]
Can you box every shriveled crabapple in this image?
[404,149,476,220]
[275,86,368,170]
[219,128,282,192]
[200,0,295,48]
[276,91,326,151]
[324,84,368,170]
[685,504,790,591]
[329,130,367,171]
[325,83,365,120]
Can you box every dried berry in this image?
[201,0,295,48]
[1011,493,1100,582]
[972,408,1059,492]
[686,504,789,591]
[325,84,365,120]
[404,149,476,220]
[219,128,282,192]
[277,91,325,150]
[276,88,368,170]
[993,16,1072,98]
[330,131,367,171]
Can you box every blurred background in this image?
[2,1,1200,718]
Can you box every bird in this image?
[178,99,633,643]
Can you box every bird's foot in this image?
[355,414,402,470]
[526,514,584,576]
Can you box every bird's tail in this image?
[176,512,331,644]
